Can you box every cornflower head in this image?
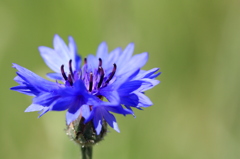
[11,35,160,147]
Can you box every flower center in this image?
[60,58,117,92]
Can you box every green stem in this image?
[81,146,93,159]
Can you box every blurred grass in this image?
[1,0,240,159]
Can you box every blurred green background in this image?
[1,0,240,159]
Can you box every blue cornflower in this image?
[11,35,160,135]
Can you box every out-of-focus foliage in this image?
[1,0,240,159]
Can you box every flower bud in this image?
[66,116,107,147]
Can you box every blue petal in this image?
[59,80,88,96]
[149,72,161,79]
[135,92,153,107]
[93,116,102,135]
[39,35,81,77]
[118,80,143,96]
[143,68,160,78]
[107,47,121,63]
[117,43,135,68]
[12,64,59,94]
[33,92,59,106]
[85,54,98,73]
[96,42,108,61]
[137,79,160,92]
[13,76,25,85]
[104,68,140,91]
[38,107,50,117]
[84,103,123,134]
[84,108,94,124]
[127,52,148,69]
[11,85,37,96]
[68,36,81,71]
[46,73,63,80]
[114,68,142,88]
[102,110,120,133]
[127,69,140,81]
[105,47,122,72]
[50,97,73,111]
[99,89,120,104]
[66,106,81,125]
[120,93,139,106]
[53,34,71,61]
[117,52,148,76]
[106,105,133,116]
[134,68,160,80]
[80,105,91,119]
[84,107,102,134]
[25,104,45,112]
[67,97,85,114]
[39,46,63,73]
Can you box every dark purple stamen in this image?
[61,65,68,81]
[89,72,93,92]
[68,74,73,86]
[98,66,104,88]
[61,59,117,90]
[98,58,102,67]
[105,64,117,85]
[69,59,74,78]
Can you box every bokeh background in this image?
[1,0,240,159]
